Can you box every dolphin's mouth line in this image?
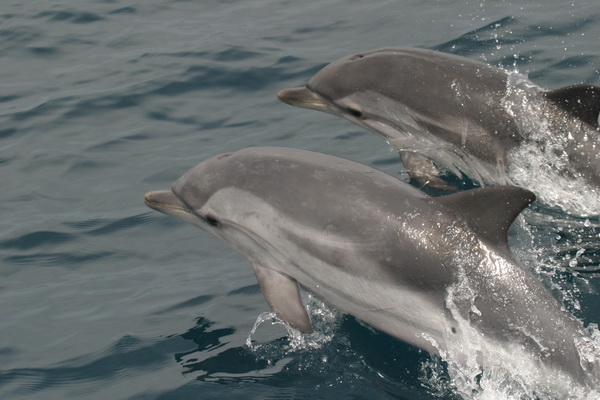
[276,87,335,112]
[278,96,330,110]
[144,198,187,212]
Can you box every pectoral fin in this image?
[400,151,458,190]
[252,262,313,334]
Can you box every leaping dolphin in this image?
[144,147,596,388]
[277,47,600,194]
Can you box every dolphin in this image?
[144,146,596,388]
[277,47,600,192]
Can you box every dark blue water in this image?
[2,1,600,399]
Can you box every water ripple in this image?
[0,335,189,396]
[434,16,521,57]
[0,231,75,250]
[34,10,104,24]
[4,251,115,267]
[0,25,42,51]
[153,295,215,315]
[177,317,236,359]
[64,213,156,236]
[107,6,137,15]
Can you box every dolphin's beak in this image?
[144,190,188,213]
[277,87,333,112]
[145,190,211,229]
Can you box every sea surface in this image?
[1,1,600,399]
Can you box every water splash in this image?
[502,71,600,217]
[427,244,600,399]
[420,301,600,399]
[246,294,340,353]
[520,208,600,274]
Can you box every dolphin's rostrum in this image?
[145,146,596,388]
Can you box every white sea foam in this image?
[246,293,340,353]
[429,232,600,399]
[502,71,600,217]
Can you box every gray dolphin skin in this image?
[277,47,600,190]
[144,147,596,387]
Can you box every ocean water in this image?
[1,1,600,399]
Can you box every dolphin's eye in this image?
[347,108,364,119]
[205,214,220,227]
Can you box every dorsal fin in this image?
[436,186,536,250]
[544,84,600,128]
